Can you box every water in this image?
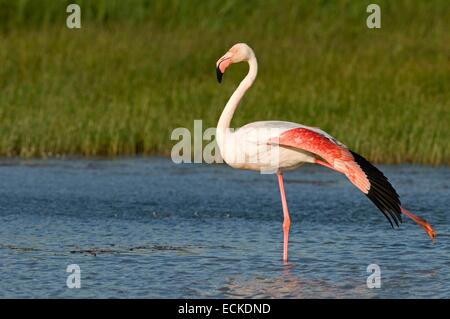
[0,157,448,298]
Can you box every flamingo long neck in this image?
[216,57,258,152]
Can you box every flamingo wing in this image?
[271,127,402,228]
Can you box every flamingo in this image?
[214,43,436,262]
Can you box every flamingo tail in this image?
[401,207,436,242]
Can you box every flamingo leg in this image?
[277,173,291,262]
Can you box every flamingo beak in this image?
[216,65,224,83]
[216,53,232,83]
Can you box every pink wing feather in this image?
[275,128,371,194]
[271,127,403,228]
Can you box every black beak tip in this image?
[216,66,223,83]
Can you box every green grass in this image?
[0,0,449,164]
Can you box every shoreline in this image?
[0,155,448,166]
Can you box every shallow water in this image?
[0,157,448,298]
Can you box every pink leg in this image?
[277,173,291,262]
[401,207,436,242]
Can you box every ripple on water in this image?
[0,158,448,298]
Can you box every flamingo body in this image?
[214,43,436,262]
[220,121,316,172]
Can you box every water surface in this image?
[0,158,448,298]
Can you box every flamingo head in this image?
[216,43,254,83]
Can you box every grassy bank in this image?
[0,0,449,164]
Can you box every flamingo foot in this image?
[401,207,436,242]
